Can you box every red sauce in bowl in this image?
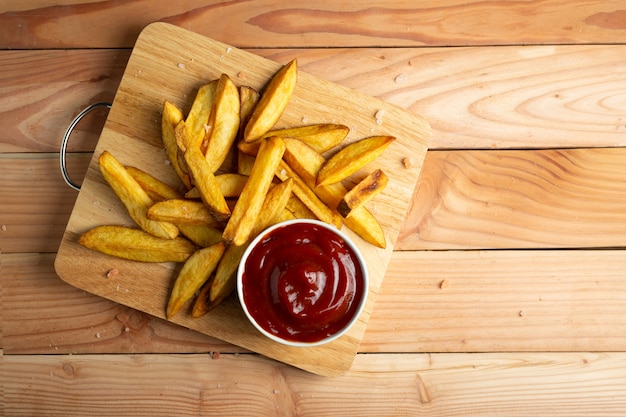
[240,221,367,344]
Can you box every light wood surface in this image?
[2,0,626,414]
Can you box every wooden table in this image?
[2,1,626,415]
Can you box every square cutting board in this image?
[55,22,431,377]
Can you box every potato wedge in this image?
[316,135,395,187]
[185,173,248,200]
[126,166,183,202]
[98,151,179,240]
[166,242,226,319]
[243,59,297,142]
[276,160,342,229]
[194,178,294,317]
[337,169,389,218]
[282,138,386,248]
[78,225,195,263]
[177,224,223,248]
[147,199,220,227]
[239,85,260,138]
[162,101,191,189]
[205,74,240,172]
[259,124,349,154]
[185,80,218,153]
[222,136,285,245]
[237,150,256,176]
[286,194,316,220]
[184,145,231,222]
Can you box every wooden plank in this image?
[0,153,87,253]
[2,253,238,354]
[4,146,626,253]
[53,22,430,377]
[398,148,626,250]
[5,250,626,354]
[3,352,626,416]
[363,250,626,352]
[2,1,626,49]
[2,45,625,153]
[0,49,127,153]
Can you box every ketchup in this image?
[241,222,365,343]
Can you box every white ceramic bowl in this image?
[237,219,369,347]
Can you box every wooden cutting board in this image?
[55,22,430,376]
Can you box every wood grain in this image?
[53,22,430,376]
[6,250,626,354]
[2,45,625,154]
[2,0,626,49]
[3,352,626,416]
[3,2,626,413]
[5,147,626,254]
[399,148,626,249]
[0,50,126,153]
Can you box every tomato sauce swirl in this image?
[241,222,366,343]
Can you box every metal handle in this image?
[60,102,112,191]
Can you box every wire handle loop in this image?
[60,102,112,191]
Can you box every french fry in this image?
[147,199,221,227]
[243,59,298,142]
[185,80,218,152]
[98,151,179,240]
[259,124,349,154]
[78,225,195,263]
[184,144,231,222]
[286,194,316,220]
[166,242,226,319]
[162,101,191,189]
[316,135,395,187]
[276,160,342,229]
[205,74,240,172]
[222,136,285,245]
[282,138,386,248]
[239,85,260,138]
[237,150,256,176]
[184,173,248,200]
[337,169,388,218]
[177,224,223,248]
[126,166,183,202]
[193,178,294,317]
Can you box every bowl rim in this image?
[236,218,370,347]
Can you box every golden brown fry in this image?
[237,150,256,176]
[205,74,240,172]
[222,137,285,245]
[147,199,221,227]
[162,101,191,189]
[194,178,294,317]
[337,169,388,218]
[276,160,342,229]
[177,224,223,248]
[166,242,226,319]
[98,151,179,240]
[238,85,260,139]
[259,124,349,154]
[185,80,218,153]
[316,135,395,186]
[282,138,386,248]
[184,145,231,222]
[215,173,248,198]
[185,173,248,200]
[243,59,297,142]
[237,138,261,156]
[78,225,195,263]
[286,194,316,220]
[126,166,183,202]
